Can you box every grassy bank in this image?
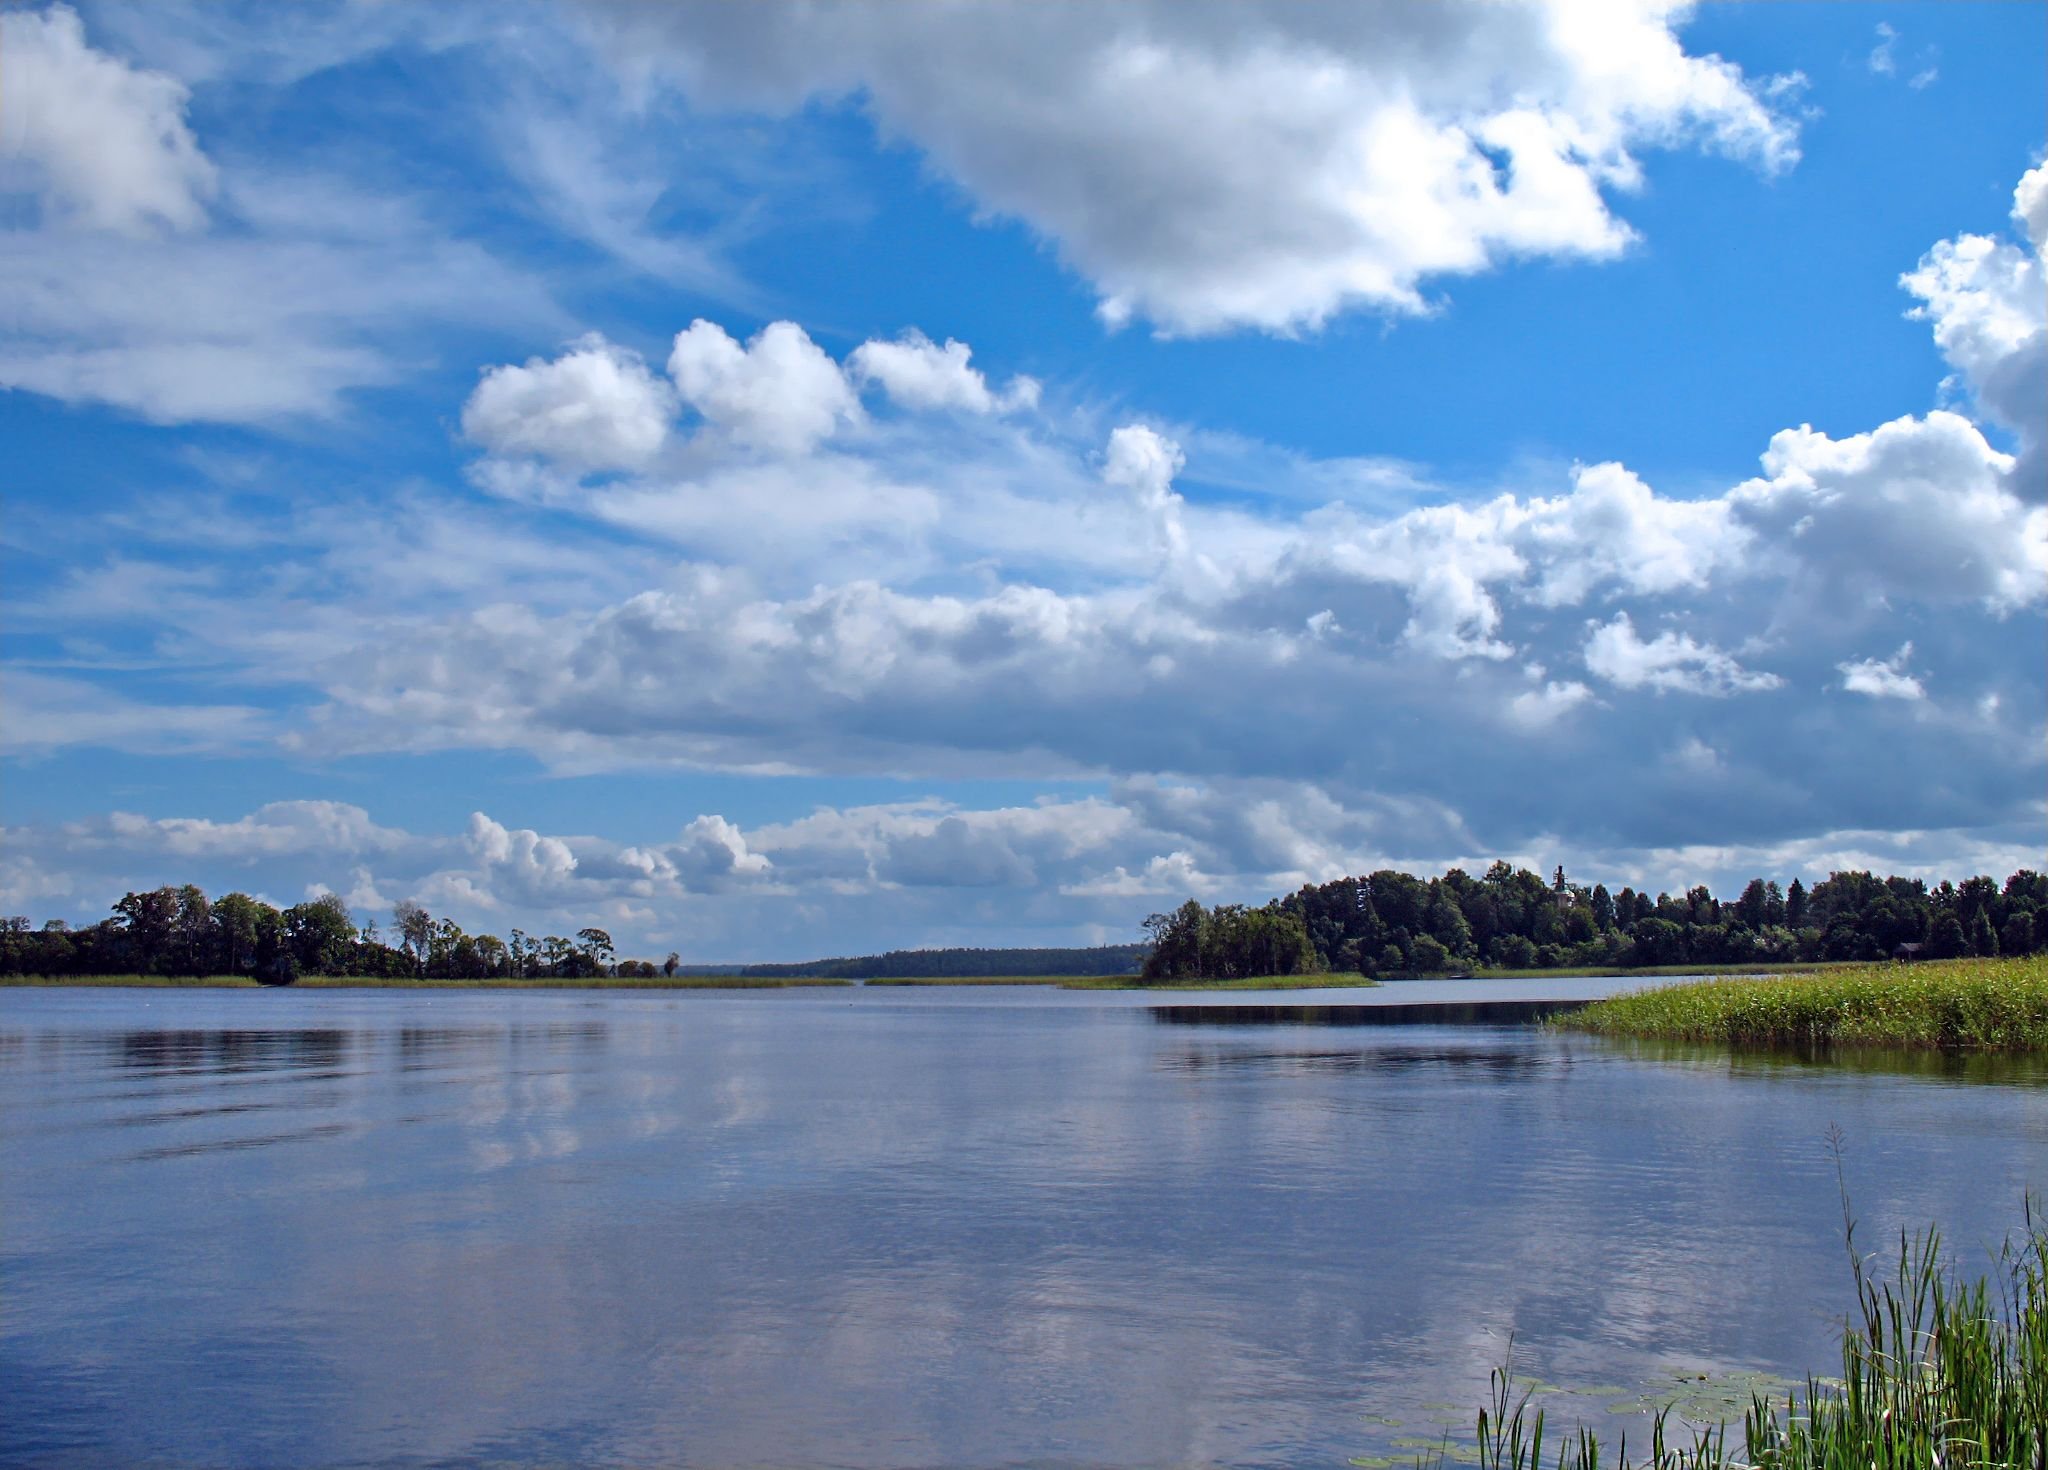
[1406,1212,2047,1470]
[0,973,853,990]
[1565,954,2048,1051]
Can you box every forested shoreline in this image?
[0,889,658,984]
[4,863,2043,985]
[1142,863,2048,981]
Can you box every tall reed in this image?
[1418,1204,2048,1469]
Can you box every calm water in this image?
[3,982,2044,1468]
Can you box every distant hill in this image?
[739,944,1148,979]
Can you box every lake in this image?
[3,981,2043,1468]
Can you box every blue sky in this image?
[2,1,2043,960]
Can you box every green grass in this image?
[1565,954,2048,1051]
[0,973,853,990]
[1400,1204,2048,1470]
[1057,972,1381,991]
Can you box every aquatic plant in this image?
[1565,954,2048,1051]
[1406,1203,2048,1470]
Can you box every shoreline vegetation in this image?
[1565,955,2048,1051]
[1144,864,2044,984]
[1411,1204,2046,1470]
[5,863,2040,989]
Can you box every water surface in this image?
[3,982,2042,1467]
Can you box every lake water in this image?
[4,981,2044,1468]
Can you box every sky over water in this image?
[1,2,2043,959]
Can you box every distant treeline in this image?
[1142,864,2048,981]
[741,945,1147,979]
[0,887,676,984]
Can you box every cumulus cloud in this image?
[1900,163,2047,447]
[462,334,675,470]
[16,786,2042,958]
[1728,412,2043,610]
[849,330,1039,414]
[0,4,217,235]
[12,164,2047,942]
[577,0,1801,334]
[667,319,860,455]
[1101,424,1189,561]
[1508,680,1595,730]
[1839,644,1925,701]
[1582,613,1782,696]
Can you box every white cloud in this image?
[1900,164,2047,444]
[0,171,562,425]
[0,4,217,236]
[1510,461,1752,607]
[1582,613,1782,696]
[0,8,565,424]
[1102,424,1189,561]
[17,787,2042,958]
[673,814,773,885]
[1867,23,1898,77]
[1839,643,1925,701]
[577,1,1801,335]
[1508,680,1595,729]
[1729,412,2044,611]
[1060,851,1211,898]
[462,334,675,471]
[11,165,2046,930]
[667,319,860,455]
[0,670,266,755]
[849,330,1039,414]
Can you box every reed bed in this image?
[1421,1210,2048,1470]
[1565,955,2048,1051]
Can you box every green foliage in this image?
[0,885,678,983]
[1207,864,2046,978]
[1139,898,1319,981]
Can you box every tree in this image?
[1590,884,1616,931]
[1142,901,1207,981]
[576,928,616,974]
[2000,912,2036,957]
[1786,878,1808,930]
[211,893,270,977]
[1407,934,1452,975]
[664,951,680,978]
[1925,911,1968,960]
[114,887,182,972]
[473,934,509,978]
[170,885,213,974]
[1490,934,1538,969]
[285,894,356,975]
[1967,908,2000,958]
[1631,917,1685,966]
[394,900,432,971]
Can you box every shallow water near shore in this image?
[3,982,2043,1468]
